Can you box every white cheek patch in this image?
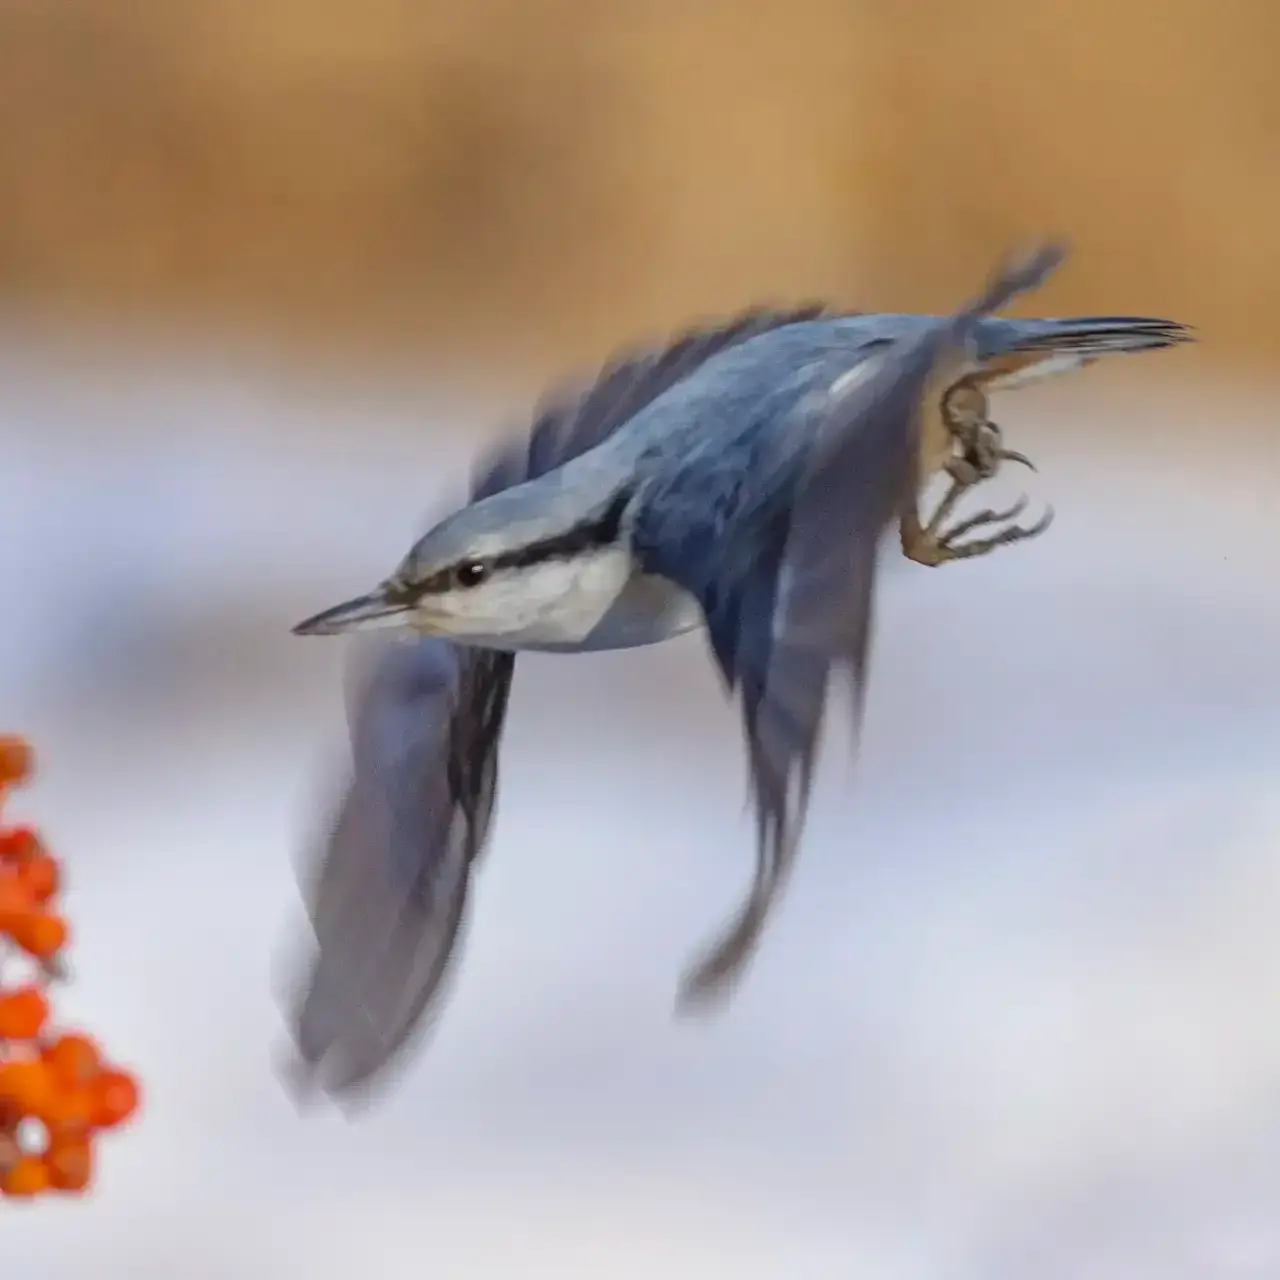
[524,550,634,641]
[442,547,635,647]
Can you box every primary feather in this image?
[288,639,510,1097]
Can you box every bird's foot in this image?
[901,431,1051,566]
[947,409,1034,489]
[939,383,1035,486]
[910,493,1054,564]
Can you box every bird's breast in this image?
[583,570,703,651]
[526,566,702,654]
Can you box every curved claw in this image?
[937,494,1030,545]
[1022,503,1055,538]
[995,494,1030,524]
[999,449,1037,473]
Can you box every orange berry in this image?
[0,1154,50,1197]
[0,871,34,921]
[45,1132,93,1192]
[8,911,68,959]
[43,1034,101,1090]
[0,986,50,1040]
[90,1069,140,1130]
[0,1058,53,1115]
[0,825,41,864]
[40,1086,94,1134]
[0,738,33,788]
[0,1127,19,1174]
[16,852,59,903]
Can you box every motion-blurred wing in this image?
[286,310,840,1098]
[632,244,1066,1009]
[288,637,512,1099]
[472,305,834,496]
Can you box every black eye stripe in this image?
[491,488,631,571]
[411,490,632,595]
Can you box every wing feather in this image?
[288,639,512,1099]
[632,244,1066,1008]
[472,305,834,498]
[286,306,840,1098]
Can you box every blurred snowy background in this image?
[2,4,1280,1276]
[3,349,1278,1278]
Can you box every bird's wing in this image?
[471,305,834,497]
[287,637,512,1100]
[286,309,836,1100]
[631,245,1066,1009]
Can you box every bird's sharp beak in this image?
[292,584,412,637]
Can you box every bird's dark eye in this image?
[453,560,489,589]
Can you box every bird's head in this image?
[292,484,634,647]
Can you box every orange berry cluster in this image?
[0,735,141,1199]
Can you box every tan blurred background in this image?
[3,6,1280,1279]
[0,0,1275,368]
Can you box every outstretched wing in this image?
[471,305,834,498]
[285,306,838,1101]
[287,638,512,1099]
[631,244,1066,1009]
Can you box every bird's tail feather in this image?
[1011,315,1195,357]
[972,309,1193,390]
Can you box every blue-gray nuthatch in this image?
[286,243,1191,1101]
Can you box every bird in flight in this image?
[283,243,1191,1102]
